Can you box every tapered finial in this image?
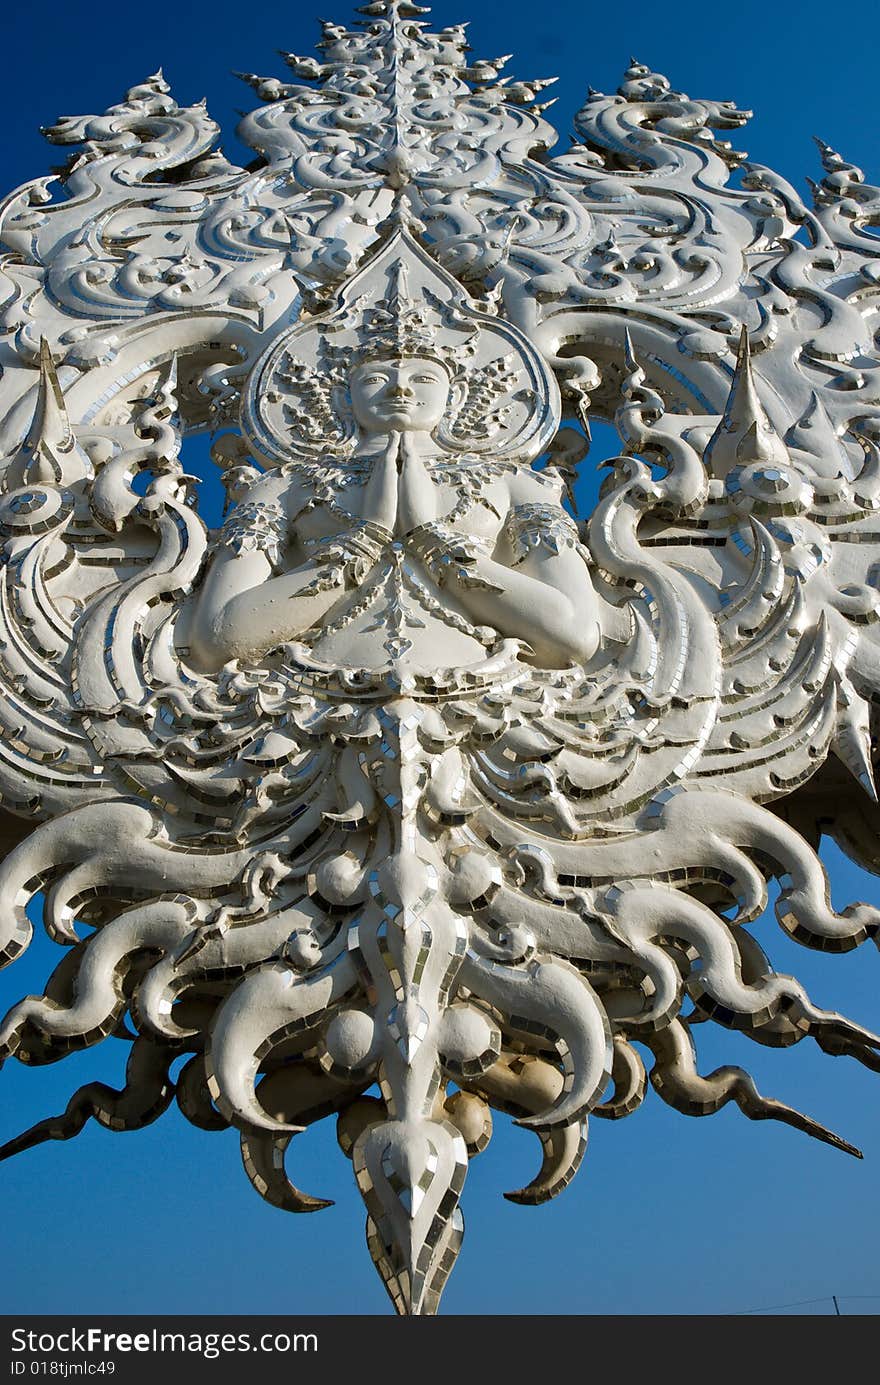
[5,340,90,491]
[703,326,789,478]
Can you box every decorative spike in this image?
[0,1097,95,1159]
[30,338,74,456]
[744,1090,862,1158]
[5,340,91,491]
[785,391,852,481]
[703,325,790,478]
[833,678,877,802]
[622,325,638,374]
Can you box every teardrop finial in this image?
[353,1117,466,1315]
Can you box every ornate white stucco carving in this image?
[2,0,880,1316]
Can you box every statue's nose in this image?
[388,382,413,398]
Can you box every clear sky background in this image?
[1,0,880,1319]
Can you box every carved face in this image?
[349,357,450,434]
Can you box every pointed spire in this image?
[29,338,74,458]
[703,326,789,479]
[622,325,638,374]
[5,340,90,492]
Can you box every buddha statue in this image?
[186,312,600,676]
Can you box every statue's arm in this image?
[186,465,393,672]
[409,476,601,668]
[187,553,350,672]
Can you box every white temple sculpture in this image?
[2,0,880,1315]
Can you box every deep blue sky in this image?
[1,0,879,1319]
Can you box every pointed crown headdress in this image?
[242,232,560,466]
[320,257,478,377]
